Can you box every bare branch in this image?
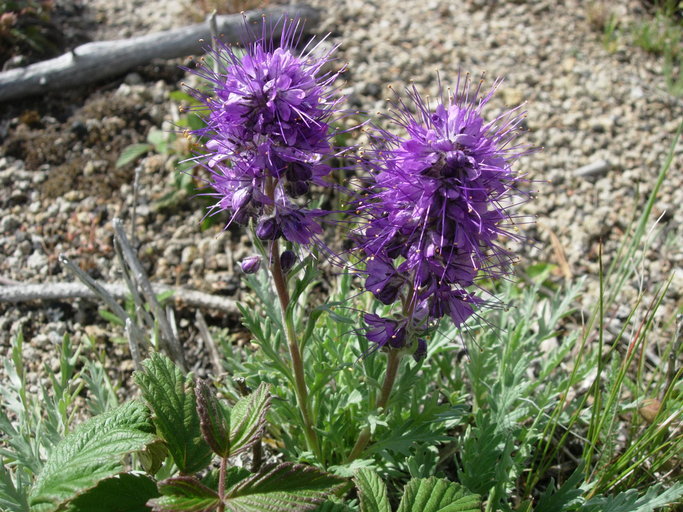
[0,280,238,314]
[0,5,319,102]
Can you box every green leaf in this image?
[228,383,271,457]
[580,483,683,512]
[313,501,356,512]
[115,143,152,168]
[168,90,195,103]
[354,469,390,512]
[64,473,159,512]
[195,379,230,457]
[147,129,168,153]
[139,441,168,476]
[535,463,585,512]
[149,476,220,512]
[134,353,212,475]
[396,477,480,512]
[29,400,156,512]
[224,462,346,512]
[0,462,29,512]
[98,308,124,327]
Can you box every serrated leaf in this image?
[64,472,159,512]
[29,400,156,512]
[135,353,212,475]
[228,383,271,457]
[396,477,480,512]
[149,476,220,512]
[195,379,230,457]
[225,462,346,512]
[354,469,390,512]
[115,143,152,168]
[313,501,355,512]
[225,467,253,491]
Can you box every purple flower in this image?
[186,17,344,246]
[363,314,407,349]
[358,75,533,353]
[240,255,262,274]
[365,256,405,305]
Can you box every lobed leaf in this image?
[580,483,683,512]
[0,462,29,512]
[396,477,480,512]
[134,353,212,475]
[353,468,390,512]
[224,462,346,512]
[29,400,156,512]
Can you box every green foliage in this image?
[1,337,345,512]
[0,0,60,65]
[149,476,220,512]
[223,462,346,512]
[0,461,29,512]
[396,478,480,512]
[29,400,156,512]
[63,473,159,512]
[353,469,480,512]
[195,379,231,457]
[226,382,271,458]
[354,469,390,512]
[134,353,213,475]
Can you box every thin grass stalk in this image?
[584,247,606,478]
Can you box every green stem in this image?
[347,349,401,462]
[269,239,320,460]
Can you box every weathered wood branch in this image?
[0,281,239,314]
[0,4,319,102]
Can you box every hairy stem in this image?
[347,349,401,462]
[269,239,320,460]
[217,456,227,512]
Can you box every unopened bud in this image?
[280,250,296,273]
[412,338,427,362]
[255,217,281,240]
[240,255,261,274]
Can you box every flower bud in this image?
[240,255,261,274]
[280,250,296,273]
[287,180,309,197]
[232,187,252,210]
[412,338,427,362]
[255,217,281,240]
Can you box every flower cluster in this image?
[358,77,531,358]
[187,17,343,252]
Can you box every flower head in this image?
[358,74,533,354]
[187,16,343,245]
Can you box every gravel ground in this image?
[1,0,681,383]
